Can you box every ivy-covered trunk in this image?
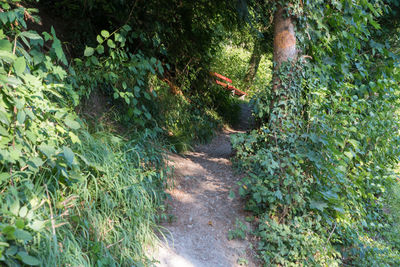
[268,4,298,125]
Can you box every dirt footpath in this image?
[153,104,258,267]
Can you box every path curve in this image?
[154,104,257,267]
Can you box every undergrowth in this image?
[232,1,400,266]
[37,130,168,266]
[0,3,167,265]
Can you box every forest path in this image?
[153,104,258,267]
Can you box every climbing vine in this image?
[233,0,400,265]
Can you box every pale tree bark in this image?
[268,3,297,123]
[272,5,297,70]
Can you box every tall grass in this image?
[33,130,168,266]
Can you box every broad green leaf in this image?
[144,92,151,100]
[6,246,17,256]
[107,39,115,48]
[96,35,103,43]
[0,172,10,182]
[0,13,7,24]
[14,229,32,242]
[122,25,131,32]
[51,28,67,65]
[38,144,56,158]
[274,190,282,200]
[69,132,81,144]
[63,146,74,165]
[17,251,40,266]
[96,45,104,54]
[15,219,25,229]
[101,30,110,38]
[17,110,26,124]
[0,39,11,51]
[19,206,28,217]
[10,200,20,216]
[29,157,43,169]
[9,148,22,162]
[19,31,42,40]
[64,116,81,130]
[2,225,15,239]
[310,200,328,211]
[15,98,25,110]
[13,57,26,75]
[84,46,94,57]
[344,151,353,160]
[29,220,46,231]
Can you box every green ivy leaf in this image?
[310,200,328,211]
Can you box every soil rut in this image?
[154,104,257,267]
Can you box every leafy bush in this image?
[0,3,168,265]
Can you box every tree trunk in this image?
[268,4,297,123]
[244,38,262,89]
[272,6,297,70]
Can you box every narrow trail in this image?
[154,104,258,267]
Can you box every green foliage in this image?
[36,131,167,266]
[150,77,225,152]
[0,2,169,265]
[0,188,46,266]
[73,26,162,128]
[211,43,272,98]
[233,0,400,265]
[228,219,248,240]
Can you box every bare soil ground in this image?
[153,104,259,267]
